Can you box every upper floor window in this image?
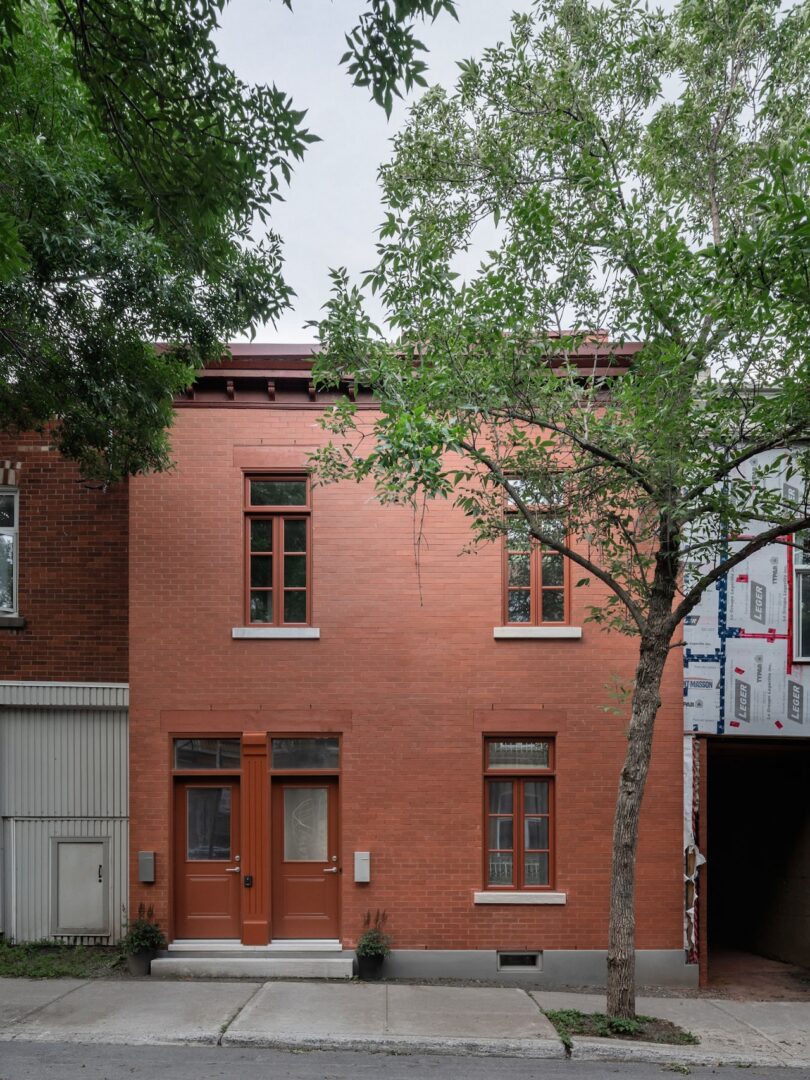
[795,530,810,661]
[504,514,568,625]
[0,488,18,614]
[245,474,311,626]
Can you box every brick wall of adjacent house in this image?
[0,432,128,682]
[129,403,684,951]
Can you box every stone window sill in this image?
[493,626,582,640]
[232,627,320,640]
[0,615,25,630]
[473,891,567,905]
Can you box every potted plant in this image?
[355,909,391,980]
[120,903,166,976]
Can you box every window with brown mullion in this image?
[245,475,310,626]
[505,514,568,625]
[484,737,554,890]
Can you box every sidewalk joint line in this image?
[710,999,794,1062]
[216,981,264,1046]
[11,979,92,1026]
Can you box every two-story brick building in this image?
[124,345,692,984]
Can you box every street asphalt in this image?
[1,977,809,1070]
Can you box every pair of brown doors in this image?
[174,778,339,939]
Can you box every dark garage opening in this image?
[707,738,810,983]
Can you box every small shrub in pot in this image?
[356,909,391,980]
[120,904,166,976]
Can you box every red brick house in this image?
[125,344,692,984]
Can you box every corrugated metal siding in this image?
[0,682,129,709]
[7,818,128,943]
[0,705,128,942]
[0,709,127,817]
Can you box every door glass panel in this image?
[284,787,328,861]
[272,737,339,769]
[187,787,231,860]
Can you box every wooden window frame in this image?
[503,510,570,626]
[0,487,19,615]
[244,473,311,627]
[483,736,555,892]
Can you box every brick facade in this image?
[0,431,128,682]
[129,364,685,959]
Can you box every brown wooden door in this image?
[271,779,339,939]
[174,780,241,939]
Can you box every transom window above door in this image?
[245,474,311,626]
[271,737,339,770]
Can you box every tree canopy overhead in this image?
[312,0,810,1016]
[0,0,456,480]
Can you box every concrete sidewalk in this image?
[1,977,809,1068]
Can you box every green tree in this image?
[0,0,456,480]
[312,0,810,1017]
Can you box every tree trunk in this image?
[605,612,672,1018]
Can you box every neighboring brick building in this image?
[127,345,692,984]
[0,434,129,943]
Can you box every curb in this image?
[570,1036,797,1069]
[221,1032,567,1058]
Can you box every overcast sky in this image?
[215,1,517,343]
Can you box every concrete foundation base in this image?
[384,949,698,988]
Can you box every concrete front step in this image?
[150,952,356,979]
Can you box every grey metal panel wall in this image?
[8,817,128,943]
[0,709,128,817]
[0,682,128,709]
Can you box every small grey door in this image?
[51,838,109,935]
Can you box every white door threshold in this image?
[169,938,343,953]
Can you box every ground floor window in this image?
[484,737,554,889]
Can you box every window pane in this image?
[523,779,550,812]
[251,519,273,551]
[487,852,513,885]
[284,519,307,552]
[488,741,550,770]
[541,553,564,586]
[540,517,565,543]
[525,817,549,850]
[542,589,565,622]
[488,780,513,813]
[796,531,810,567]
[187,787,231,860]
[272,737,340,770]
[524,852,549,886]
[284,555,306,587]
[0,494,14,527]
[799,573,810,659]
[175,738,241,769]
[508,553,530,586]
[0,534,13,610]
[284,590,307,623]
[488,817,513,851]
[284,787,327,860]
[251,555,273,587]
[506,517,530,549]
[250,479,306,506]
[508,590,531,622]
[250,590,273,623]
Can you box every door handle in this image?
[323,867,338,873]
[225,867,241,873]
[98,864,103,883]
